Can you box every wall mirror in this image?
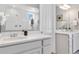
[0,4,40,32]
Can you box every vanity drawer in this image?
[0,41,42,54]
[43,39,51,46]
[20,48,42,54]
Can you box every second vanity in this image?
[56,30,79,54]
[0,31,52,54]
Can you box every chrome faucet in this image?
[10,33,17,37]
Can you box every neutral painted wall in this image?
[40,4,56,53]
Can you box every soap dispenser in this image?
[22,30,28,36]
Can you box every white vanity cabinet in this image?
[56,33,69,54]
[0,36,51,54]
[0,40,42,54]
[73,33,79,53]
[56,31,79,54]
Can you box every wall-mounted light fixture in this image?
[59,4,71,10]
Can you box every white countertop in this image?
[0,34,51,47]
[55,30,79,35]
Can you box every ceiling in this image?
[56,4,79,8]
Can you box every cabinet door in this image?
[73,33,79,53]
[43,46,51,54]
[56,34,69,54]
[43,39,51,54]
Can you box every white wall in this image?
[40,4,56,53]
[40,4,54,34]
[52,5,56,53]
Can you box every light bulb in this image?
[59,4,71,10]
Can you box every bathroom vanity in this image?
[56,30,79,54]
[0,33,52,54]
[0,4,55,54]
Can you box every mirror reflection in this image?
[0,4,39,32]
